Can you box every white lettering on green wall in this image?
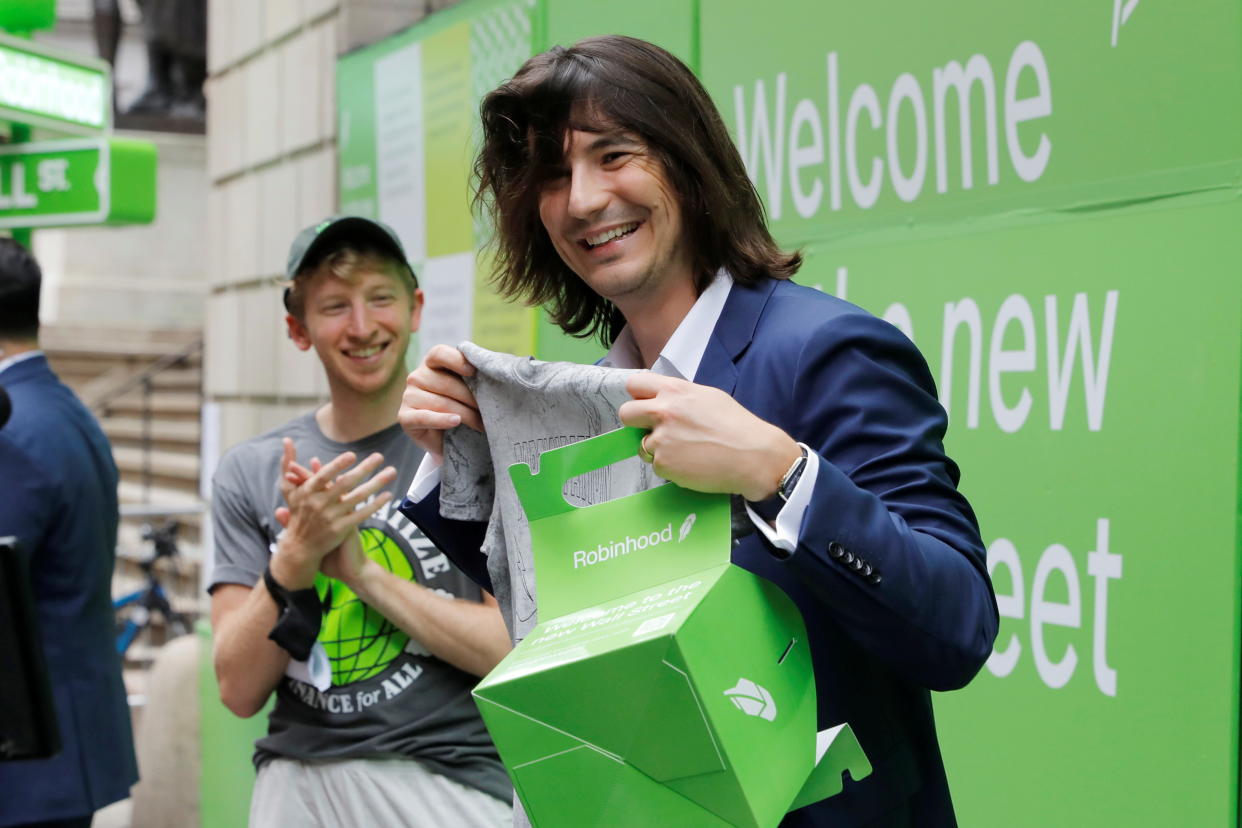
[933,55,999,193]
[938,290,1118,433]
[1045,291,1118,431]
[986,518,1121,696]
[1004,42,1053,182]
[733,40,1053,217]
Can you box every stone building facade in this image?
[204,0,459,471]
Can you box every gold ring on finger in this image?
[638,432,655,464]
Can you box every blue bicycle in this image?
[114,520,191,656]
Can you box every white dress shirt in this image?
[407,270,814,554]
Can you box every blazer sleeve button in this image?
[828,542,845,559]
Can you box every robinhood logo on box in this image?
[725,678,778,722]
[573,512,698,569]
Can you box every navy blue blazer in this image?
[0,355,137,825]
[403,278,998,826]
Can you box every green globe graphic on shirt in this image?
[313,527,415,686]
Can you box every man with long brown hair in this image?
[399,36,997,827]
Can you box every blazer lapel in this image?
[692,278,777,394]
[694,335,737,394]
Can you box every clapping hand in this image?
[269,438,396,589]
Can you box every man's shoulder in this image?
[4,365,110,459]
[5,357,68,409]
[751,278,899,349]
[766,278,870,322]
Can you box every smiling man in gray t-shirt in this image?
[208,216,512,827]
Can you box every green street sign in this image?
[0,31,111,135]
[0,138,157,228]
[0,1,56,33]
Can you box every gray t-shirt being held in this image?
[442,343,662,643]
[209,412,510,802]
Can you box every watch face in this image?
[780,448,808,500]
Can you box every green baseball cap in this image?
[283,215,416,310]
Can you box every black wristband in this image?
[263,565,323,661]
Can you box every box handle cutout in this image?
[509,427,651,521]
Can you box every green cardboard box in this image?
[474,427,871,827]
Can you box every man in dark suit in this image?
[397,36,998,826]
[0,239,137,828]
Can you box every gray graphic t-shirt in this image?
[209,412,510,802]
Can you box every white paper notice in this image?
[419,251,475,358]
[374,43,426,262]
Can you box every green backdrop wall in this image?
[699,1,1241,823]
